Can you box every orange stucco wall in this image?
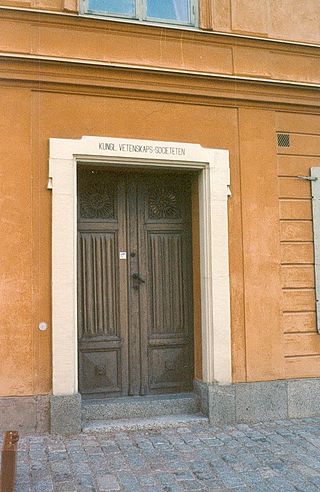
[1,0,319,44]
[1,85,319,396]
[276,113,320,379]
[201,0,320,44]
[0,89,239,396]
[0,3,320,397]
[0,8,319,88]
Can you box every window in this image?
[84,0,197,26]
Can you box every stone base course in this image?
[195,378,320,425]
[3,378,320,434]
[0,395,50,433]
[288,379,320,418]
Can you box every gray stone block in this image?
[0,396,37,433]
[193,380,209,416]
[0,395,50,434]
[82,393,199,422]
[208,384,236,425]
[82,414,208,433]
[97,474,120,491]
[36,396,50,433]
[50,394,81,435]
[288,378,320,418]
[235,381,288,423]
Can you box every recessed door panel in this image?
[149,345,193,390]
[78,232,118,338]
[80,349,121,394]
[148,232,187,336]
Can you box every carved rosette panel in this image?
[78,169,115,219]
[148,186,182,220]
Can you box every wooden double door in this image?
[77,167,194,397]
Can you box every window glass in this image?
[146,0,190,23]
[88,0,135,16]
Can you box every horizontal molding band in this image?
[1,5,319,50]
[1,52,320,91]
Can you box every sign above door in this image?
[49,136,216,168]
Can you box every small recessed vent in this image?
[277,133,290,147]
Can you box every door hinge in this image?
[297,175,318,181]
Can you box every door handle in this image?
[131,273,145,283]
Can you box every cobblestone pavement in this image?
[13,417,320,491]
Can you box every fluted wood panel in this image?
[78,232,118,338]
[148,233,186,336]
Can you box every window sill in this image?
[80,11,199,32]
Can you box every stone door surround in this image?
[49,136,231,397]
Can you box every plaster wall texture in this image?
[1,90,320,399]
[1,0,319,44]
[0,0,320,404]
[0,10,319,87]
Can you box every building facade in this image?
[1,0,320,433]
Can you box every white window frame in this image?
[81,0,198,27]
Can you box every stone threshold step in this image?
[82,414,208,433]
[82,393,200,422]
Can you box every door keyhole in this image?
[131,272,145,289]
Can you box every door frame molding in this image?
[49,136,231,395]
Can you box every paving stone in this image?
[266,475,298,491]
[102,442,121,454]
[179,479,204,490]
[116,469,140,489]
[204,437,223,447]
[30,467,50,481]
[76,474,96,487]
[55,481,78,491]
[156,471,178,485]
[210,459,245,488]
[71,461,91,475]
[50,460,71,474]
[309,475,320,486]
[34,480,54,492]
[15,485,32,492]
[143,487,163,492]
[161,484,184,492]
[174,471,195,481]
[48,451,67,462]
[15,417,320,491]
[69,449,88,462]
[97,473,120,491]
